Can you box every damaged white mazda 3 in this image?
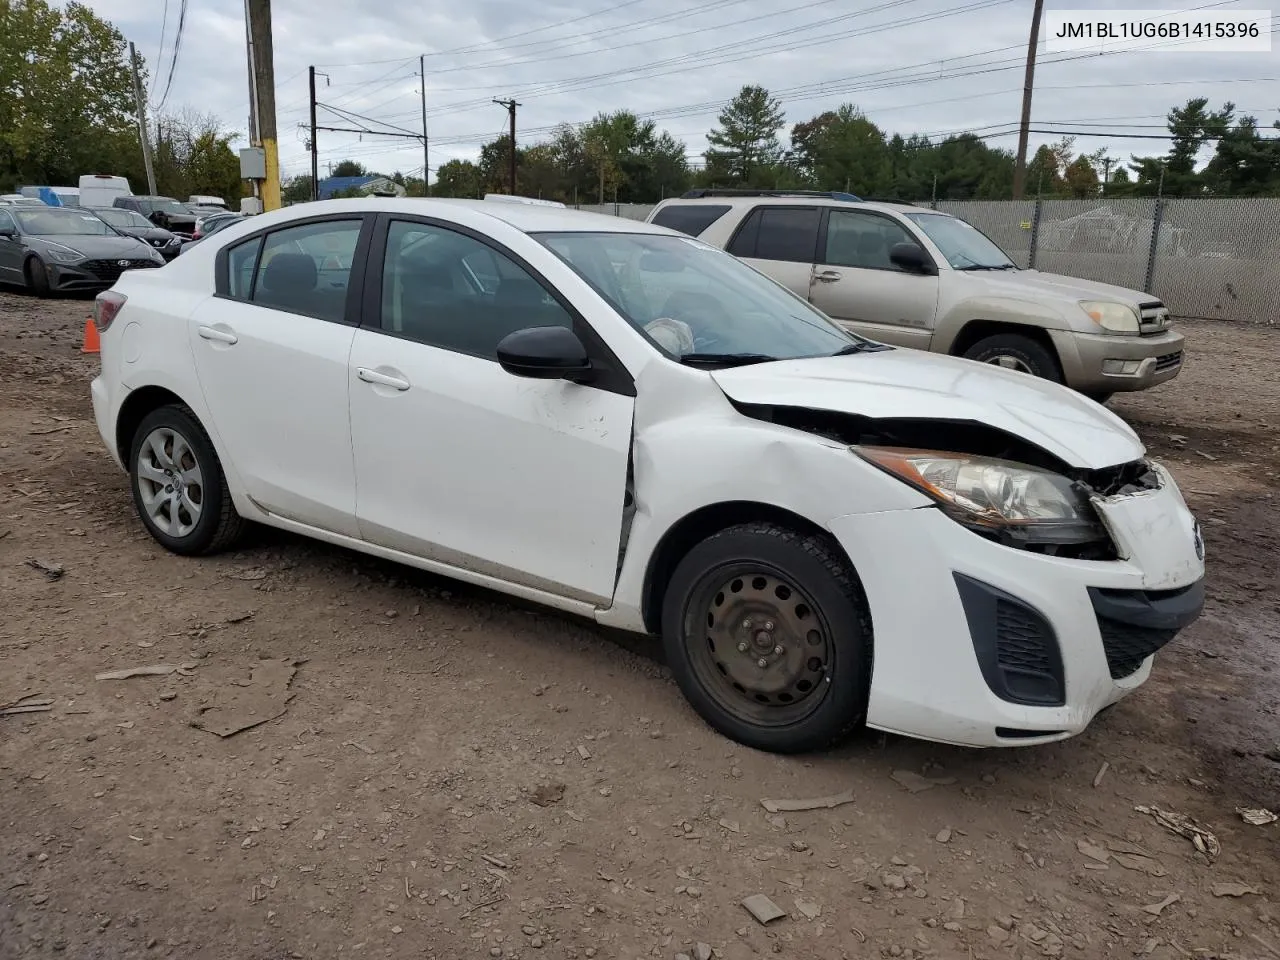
[89,198,1205,753]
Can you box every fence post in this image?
[1028,198,1042,269]
[1143,197,1164,294]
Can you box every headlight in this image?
[854,446,1105,545]
[1080,300,1139,334]
[45,245,84,264]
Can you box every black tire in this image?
[1083,391,1114,405]
[24,256,51,297]
[128,404,246,556]
[661,522,872,754]
[961,332,1062,382]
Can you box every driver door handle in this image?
[814,269,842,283]
[357,367,410,391]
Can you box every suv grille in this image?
[1138,300,1172,337]
[81,259,159,283]
[1155,351,1183,373]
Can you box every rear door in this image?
[724,206,822,299]
[808,208,939,348]
[187,215,370,537]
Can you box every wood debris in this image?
[760,788,856,813]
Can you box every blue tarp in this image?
[36,187,63,206]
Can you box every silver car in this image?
[0,205,164,295]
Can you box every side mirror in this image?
[889,242,937,275]
[496,326,592,381]
[0,226,16,239]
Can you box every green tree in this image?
[434,159,482,198]
[1063,155,1100,198]
[282,175,313,204]
[331,159,367,177]
[1129,98,1235,196]
[1204,115,1280,196]
[806,104,891,195]
[705,85,785,185]
[0,0,139,189]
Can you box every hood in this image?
[116,225,177,247]
[976,268,1154,308]
[28,234,154,259]
[710,348,1144,470]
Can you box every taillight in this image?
[94,291,127,332]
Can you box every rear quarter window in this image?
[650,204,731,237]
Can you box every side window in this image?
[753,207,821,264]
[825,210,917,271]
[651,203,731,237]
[250,219,362,322]
[0,210,16,233]
[380,219,573,360]
[726,209,762,257]
[227,236,262,299]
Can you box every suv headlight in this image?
[1080,300,1139,334]
[855,446,1105,546]
[45,245,84,264]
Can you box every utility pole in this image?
[1101,156,1112,195]
[420,56,430,196]
[309,66,319,201]
[493,99,519,194]
[1011,0,1045,200]
[246,0,281,211]
[128,42,157,195]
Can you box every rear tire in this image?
[1083,391,1114,405]
[24,257,51,297]
[962,333,1062,382]
[661,522,872,754]
[128,404,245,556]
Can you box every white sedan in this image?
[89,198,1205,754]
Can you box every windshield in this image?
[95,209,150,229]
[533,232,864,362]
[149,198,189,215]
[14,208,115,236]
[904,212,1015,270]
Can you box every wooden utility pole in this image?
[309,66,319,201]
[493,99,519,194]
[1101,156,1112,195]
[128,42,157,195]
[246,0,281,210]
[1011,0,1045,200]
[420,56,430,196]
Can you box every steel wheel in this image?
[135,426,205,539]
[985,354,1033,373]
[683,564,834,728]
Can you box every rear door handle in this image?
[814,270,842,283]
[357,367,410,391]
[197,324,238,344]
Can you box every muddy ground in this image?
[0,289,1277,960]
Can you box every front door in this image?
[808,208,939,348]
[348,216,634,605]
[187,216,368,537]
[0,210,22,282]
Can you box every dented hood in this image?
[709,349,1145,469]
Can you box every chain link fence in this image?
[571,198,1280,323]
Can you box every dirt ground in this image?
[1,290,1277,960]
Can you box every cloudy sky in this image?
[86,0,1277,185]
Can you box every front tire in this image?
[24,256,51,297]
[128,404,245,555]
[661,522,872,754]
[962,332,1062,382]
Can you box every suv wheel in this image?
[962,333,1062,382]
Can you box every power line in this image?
[149,0,170,100]
[156,0,188,111]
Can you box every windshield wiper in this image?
[956,263,1016,271]
[678,352,778,368]
[829,341,888,356]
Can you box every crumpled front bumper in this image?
[828,463,1204,747]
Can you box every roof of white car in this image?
[655,195,930,216]
[282,196,671,235]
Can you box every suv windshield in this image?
[904,212,1015,271]
[14,208,115,236]
[94,208,151,229]
[147,198,190,216]
[535,232,866,362]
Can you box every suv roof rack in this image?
[858,197,920,206]
[679,188,862,202]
